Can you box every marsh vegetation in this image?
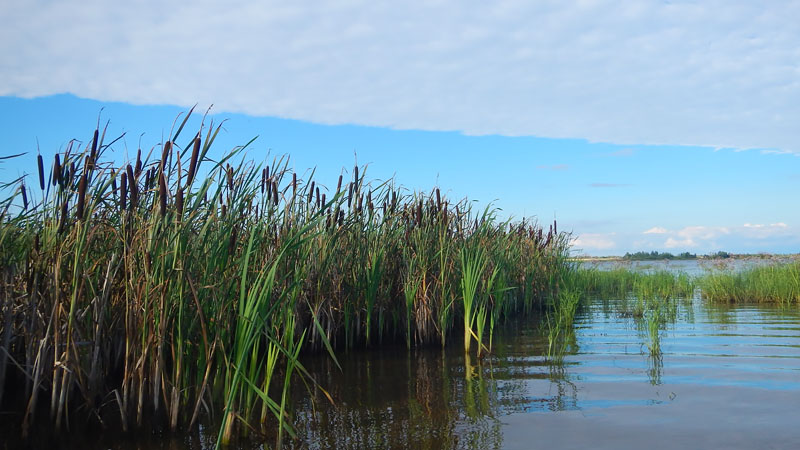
[1,114,798,448]
[0,115,571,446]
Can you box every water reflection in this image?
[281,296,800,449]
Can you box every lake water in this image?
[286,297,800,449]
[579,256,799,276]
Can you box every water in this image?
[289,297,800,449]
[579,256,799,276]
[6,294,800,448]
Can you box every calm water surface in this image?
[288,297,800,449]
[8,286,800,448]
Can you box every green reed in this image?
[698,262,800,305]
[0,113,571,445]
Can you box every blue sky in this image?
[1,1,799,255]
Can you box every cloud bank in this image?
[2,1,799,152]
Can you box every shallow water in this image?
[5,296,799,449]
[289,297,800,449]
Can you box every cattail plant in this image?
[0,114,573,448]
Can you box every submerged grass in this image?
[0,113,571,445]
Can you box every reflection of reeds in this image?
[0,113,572,444]
[544,287,581,363]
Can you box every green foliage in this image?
[0,114,572,444]
[623,251,696,261]
[698,262,800,305]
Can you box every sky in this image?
[1,1,799,255]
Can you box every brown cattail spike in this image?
[37,155,45,191]
[76,173,87,220]
[90,129,99,161]
[160,141,171,173]
[337,174,343,193]
[53,154,61,186]
[176,189,184,217]
[120,172,128,212]
[158,173,167,217]
[20,184,28,210]
[187,134,201,186]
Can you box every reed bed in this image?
[698,263,800,305]
[568,267,694,303]
[0,114,571,446]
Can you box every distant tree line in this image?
[623,251,697,261]
[623,250,732,261]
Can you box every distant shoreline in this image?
[570,253,800,262]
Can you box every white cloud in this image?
[634,222,795,252]
[664,237,697,249]
[572,233,616,250]
[741,222,791,238]
[2,1,800,152]
[677,225,730,240]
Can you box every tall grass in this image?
[698,263,800,305]
[0,114,571,444]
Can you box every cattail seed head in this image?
[53,154,62,186]
[260,168,267,194]
[158,173,167,217]
[37,154,45,191]
[337,174,343,193]
[292,173,297,196]
[307,181,315,204]
[120,172,128,212]
[187,134,201,186]
[272,181,279,205]
[20,183,28,210]
[347,183,353,208]
[77,174,87,220]
[320,193,326,208]
[135,149,142,178]
[160,141,171,173]
[90,129,99,161]
[176,188,184,217]
[354,166,359,186]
